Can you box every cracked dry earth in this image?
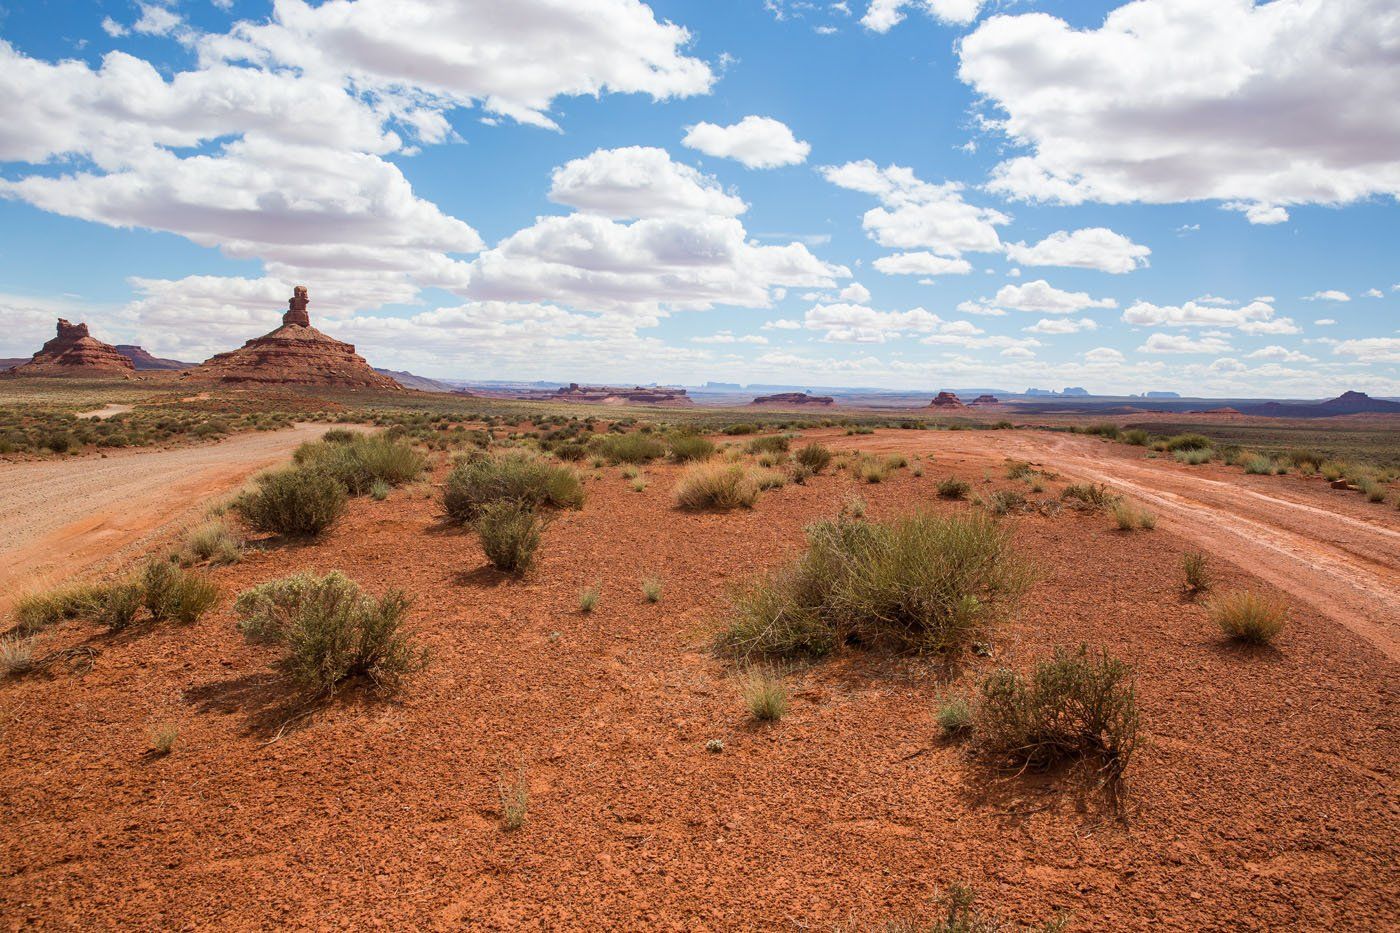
[1,427,1396,930]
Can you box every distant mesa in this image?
[373,369,456,393]
[8,319,135,376]
[187,286,401,390]
[517,383,693,407]
[750,392,835,407]
[968,394,1000,405]
[116,345,192,371]
[928,391,966,409]
[1235,390,1400,418]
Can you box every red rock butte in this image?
[750,392,836,407]
[928,391,966,409]
[9,319,135,375]
[188,287,401,390]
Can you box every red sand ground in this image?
[1,428,1396,929]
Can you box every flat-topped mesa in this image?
[968,394,1000,405]
[187,286,402,390]
[9,319,135,375]
[517,383,693,406]
[750,392,836,407]
[928,391,965,409]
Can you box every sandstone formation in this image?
[928,391,965,409]
[969,394,1000,405]
[188,287,401,390]
[9,320,135,375]
[750,392,835,407]
[116,345,192,371]
[518,383,693,407]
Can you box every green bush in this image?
[1165,433,1212,451]
[720,510,1028,659]
[293,432,425,494]
[1242,455,1275,475]
[475,501,545,575]
[722,422,758,435]
[1121,429,1150,446]
[668,433,716,462]
[673,462,763,510]
[745,434,791,455]
[141,560,220,624]
[594,432,666,464]
[975,645,1139,778]
[443,452,584,522]
[99,581,144,631]
[794,442,833,473]
[236,571,424,693]
[1173,448,1213,465]
[234,467,347,537]
[936,696,973,737]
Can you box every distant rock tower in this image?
[284,285,311,327]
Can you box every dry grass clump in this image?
[936,696,973,738]
[1208,590,1287,645]
[141,559,220,624]
[739,667,788,722]
[1173,448,1213,465]
[594,432,665,464]
[1241,454,1276,475]
[235,571,425,694]
[794,442,833,473]
[443,451,584,522]
[234,467,347,537]
[854,454,891,484]
[1181,551,1211,595]
[937,477,971,500]
[641,576,662,603]
[667,433,716,462]
[178,520,242,566]
[1059,483,1118,510]
[979,490,1027,515]
[1121,428,1150,446]
[745,434,791,455]
[578,585,600,613]
[499,764,530,831]
[974,645,1139,780]
[10,581,110,633]
[293,431,425,494]
[475,501,545,575]
[1109,498,1155,530]
[0,636,35,678]
[1165,433,1212,452]
[720,510,1028,660]
[673,462,762,510]
[147,723,179,757]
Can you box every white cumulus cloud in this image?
[991,279,1116,314]
[682,115,810,168]
[1139,333,1233,355]
[548,146,746,219]
[862,0,984,33]
[1003,227,1150,274]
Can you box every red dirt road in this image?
[837,429,1400,661]
[0,423,349,609]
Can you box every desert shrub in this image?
[1165,433,1212,452]
[641,576,662,603]
[854,455,890,484]
[99,580,144,631]
[0,637,35,678]
[1358,478,1387,503]
[1060,483,1118,510]
[721,510,1028,659]
[321,428,357,444]
[1109,498,1155,531]
[1209,590,1287,645]
[578,586,599,613]
[723,422,758,435]
[594,432,665,464]
[1121,429,1150,446]
[980,490,1026,515]
[1287,448,1326,470]
[975,645,1139,778]
[235,467,347,537]
[1004,460,1034,480]
[236,571,424,693]
[141,560,219,624]
[790,462,814,484]
[937,477,971,500]
[936,696,973,737]
[443,452,583,521]
[740,667,788,722]
[667,433,716,462]
[746,434,791,455]
[293,432,425,494]
[179,520,242,566]
[475,501,545,575]
[1182,551,1211,594]
[1320,460,1347,481]
[673,462,762,510]
[1085,423,1121,440]
[1173,448,1213,465]
[756,451,786,469]
[10,582,109,632]
[794,442,833,473]
[753,468,787,490]
[1242,454,1276,475]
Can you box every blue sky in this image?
[1,0,1397,396]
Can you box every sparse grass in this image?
[1173,448,1213,465]
[99,580,143,631]
[1242,454,1275,475]
[1165,433,1212,451]
[234,467,347,537]
[740,667,788,722]
[979,490,1026,515]
[370,479,390,501]
[937,477,971,500]
[499,764,529,831]
[293,431,426,494]
[673,462,762,510]
[745,434,790,455]
[1358,478,1387,503]
[753,467,787,490]
[936,696,973,738]
[1060,483,1118,510]
[594,432,665,464]
[641,576,662,603]
[854,454,890,484]
[1122,428,1150,446]
[475,501,545,575]
[794,442,833,473]
[721,510,1028,659]
[236,571,425,694]
[667,433,715,462]
[975,645,1139,780]
[630,475,649,492]
[756,451,786,468]
[578,585,599,613]
[0,636,35,678]
[141,560,220,624]
[178,520,242,566]
[10,581,109,633]
[1109,498,1154,531]
[1182,551,1211,595]
[1004,459,1034,480]
[1209,590,1287,645]
[443,452,584,522]
[147,723,179,756]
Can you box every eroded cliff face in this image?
[10,320,136,375]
